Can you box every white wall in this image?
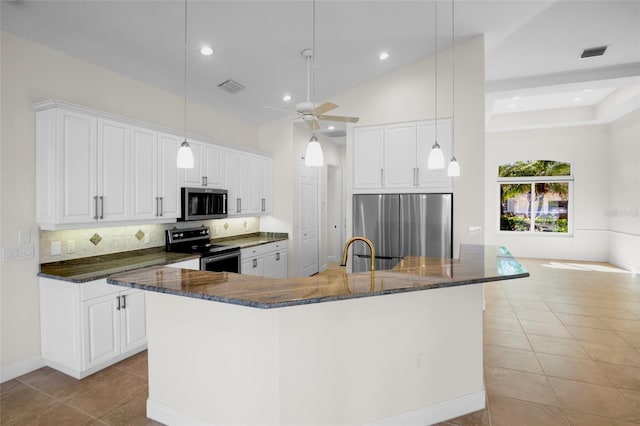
[333,37,486,257]
[0,32,259,379]
[485,125,610,261]
[608,109,640,272]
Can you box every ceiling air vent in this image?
[217,79,245,94]
[580,45,608,59]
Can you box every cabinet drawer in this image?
[80,279,120,301]
[241,241,286,258]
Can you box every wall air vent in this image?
[580,45,608,59]
[217,79,245,94]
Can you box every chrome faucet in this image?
[340,237,376,271]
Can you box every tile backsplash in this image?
[39,217,260,263]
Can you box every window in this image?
[498,160,572,234]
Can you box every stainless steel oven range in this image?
[165,227,240,273]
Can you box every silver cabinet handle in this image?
[155,197,159,217]
[116,296,121,311]
[236,198,241,213]
[202,176,208,186]
[380,169,384,186]
[415,168,420,186]
[276,252,280,261]
[413,168,417,186]
[252,258,257,268]
[99,196,104,219]
[94,196,99,220]
[122,294,126,309]
[159,197,164,217]
[261,198,266,212]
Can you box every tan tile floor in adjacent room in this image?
[3,259,640,425]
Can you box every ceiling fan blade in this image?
[262,105,299,114]
[317,114,360,123]
[313,102,338,115]
[306,118,321,131]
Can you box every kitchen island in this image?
[108,245,528,426]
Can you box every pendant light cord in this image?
[183,0,188,141]
[312,0,316,129]
[451,0,455,157]
[434,0,438,146]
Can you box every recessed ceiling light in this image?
[583,89,593,93]
[379,51,390,61]
[328,125,335,130]
[200,46,214,56]
[512,96,521,100]
[508,103,516,108]
[282,94,292,102]
[574,97,583,102]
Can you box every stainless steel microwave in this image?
[180,187,228,221]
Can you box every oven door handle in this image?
[201,251,241,266]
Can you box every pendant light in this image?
[177,0,194,169]
[427,0,445,170]
[447,0,461,177]
[304,0,324,167]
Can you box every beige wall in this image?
[608,109,640,272]
[335,36,486,257]
[0,32,259,378]
[485,125,610,260]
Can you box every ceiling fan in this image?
[264,49,359,131]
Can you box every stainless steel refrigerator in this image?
[352,193,452,272]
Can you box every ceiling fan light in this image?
[177,140,194,168]
[305,135,324,167]
[447,156,460,177]
[427,142,445,169]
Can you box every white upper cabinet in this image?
[156,132,181,220]
[130,126,158,221]
[353,119,452,193]
[181,141,222,188]
[353,126,385,189]
[97,119,130,222]
[224,149,272,216]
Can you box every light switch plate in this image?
[51,241,62,256]
[18,229,30,245]
[67,240,75,254]
[468,226,482,235]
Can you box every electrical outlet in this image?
[67,240,75,254]
[18,245,34,258]
[468,226,482,236]
[51,241,62,256]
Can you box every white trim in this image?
[147,399,214,426]
[146,391,485,426]
[365,390,486,426]
[0,356,45,383]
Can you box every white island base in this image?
[144,283,484,426]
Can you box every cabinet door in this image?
[249,155,264,214]
[120,290,146,353]
[58,109,97,224]
[262,157,273,214]
[417,120,452,190]
[265,249,287,279]
[223,149,240,215]
[97,119,130,221]
[157,132,181,219]
[182,140,204,187]
[82,294,120,370]
[236,152,253,214]
[203,144,222,187]
[130,126,159,220]
[353,126,385,190]
[241,256,264,276]
[384,123,417,188]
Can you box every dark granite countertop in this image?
[38,247,200,283]
[107,244,529,309]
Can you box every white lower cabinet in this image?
[241,241,288,279]
[39,277,146,379]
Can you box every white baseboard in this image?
[365,390,486,426]
[147,391,485,426]
[147,399,214,426]
[1,356,45,383]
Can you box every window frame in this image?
[497,175,574,236]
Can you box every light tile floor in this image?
[2,258,639,425]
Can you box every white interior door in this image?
[300,165,319,277]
